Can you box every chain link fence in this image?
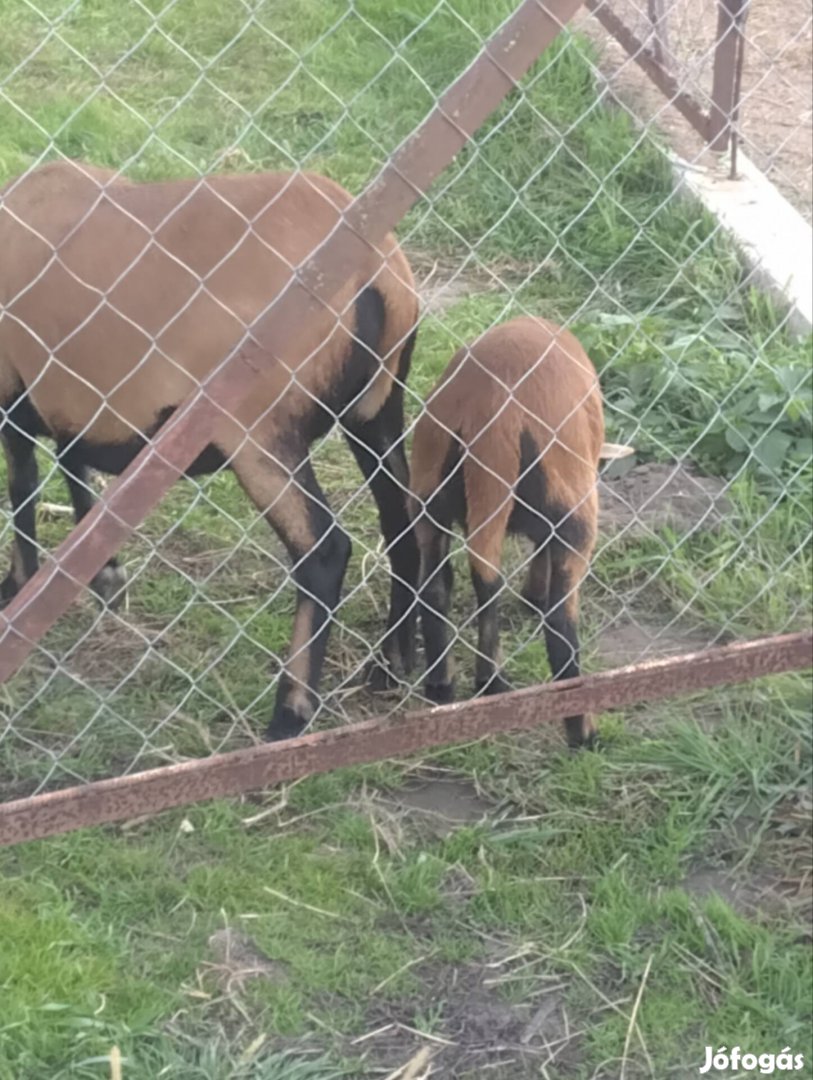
[0,0,810,809]
[577,0,812,214]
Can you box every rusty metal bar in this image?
[1,631,809,847]
[727,0,749,177]
[0,0,584,686]
[708,0,750,152]
[585,0,709,139]
[647,0,671,70]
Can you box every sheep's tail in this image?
[351,244,419,424]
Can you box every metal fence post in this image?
[708,0,750,152]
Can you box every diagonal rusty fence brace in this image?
[585,0,709,139]
[0,0,584,685]
[1,631,810,846]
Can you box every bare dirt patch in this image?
[204,927,289,993]
[409,251,549,317]
[61,614,165,689]
[682,864,812,929]
[355,961,580,1079]
[599,462,732,535]
[595,611,716,667]
[684,864,773,914]
[147,529,281,586]
[420,267,488,318]
[385,776,494,839]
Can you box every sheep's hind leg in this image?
[465,466,515,699]
[342,333,420,690]
[543,530,596,750]
[416,518,456,705]
[0,427,40,605]
[58,445,127,609]
[342,414,419,691]
[521,545,550,615]
[232,445,351,741]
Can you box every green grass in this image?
[2,681,811,1077]
[0,0,811,1075]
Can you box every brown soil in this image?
[384,777,494,839]
[356,961,581,1079]
[353,781,582,1075]
[412,251,553,317]
[62,614,165,689]
[596,611,715,667]
[573,0,812,220]
[599,461,732,535]
[204,927,289,993]
[682,864,804,917]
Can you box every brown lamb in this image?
[409,315,605,748]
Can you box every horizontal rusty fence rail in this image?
[1,632,810,847]
[0,0,585,687]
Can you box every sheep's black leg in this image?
[268,458,350,740]
[464,468,514,698]
[232,445,351,741]
[544,536,595,749]
[514,440,596,749]
[471,568,510,696]
[521,546,550,614]
[57,444,126,609]
[0,428,40,604]
[417,521,455,704]
[342,382,419,689]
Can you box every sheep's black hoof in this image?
[568,735,600,753]
[0,575,20,607]
[519,588,545,615]
[397,634,417,677]
[367,639,414,691]
[565,717,599,751]
[425,681,454,705]
[475,673,511,697]
[366,655,401,692]
[265,706,309,743]
[90,564,127,610]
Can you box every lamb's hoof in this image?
[397,637,417,678]
[568,733,600,753]
[366,659,398,692]
[90,564,127,610]
[519,588,545,615]
[565,717,599,751]
[475,673,511,697]
[265,706,309,742]
[425,681,454,705]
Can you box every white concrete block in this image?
[673,151,812,337]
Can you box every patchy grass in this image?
[0,0,811,1076]
[1,679,810,1076]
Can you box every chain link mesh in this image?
[577,0,812,216]
[0,0,810,800]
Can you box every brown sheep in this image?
[0,159,419,740]
[409,316,606,748]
